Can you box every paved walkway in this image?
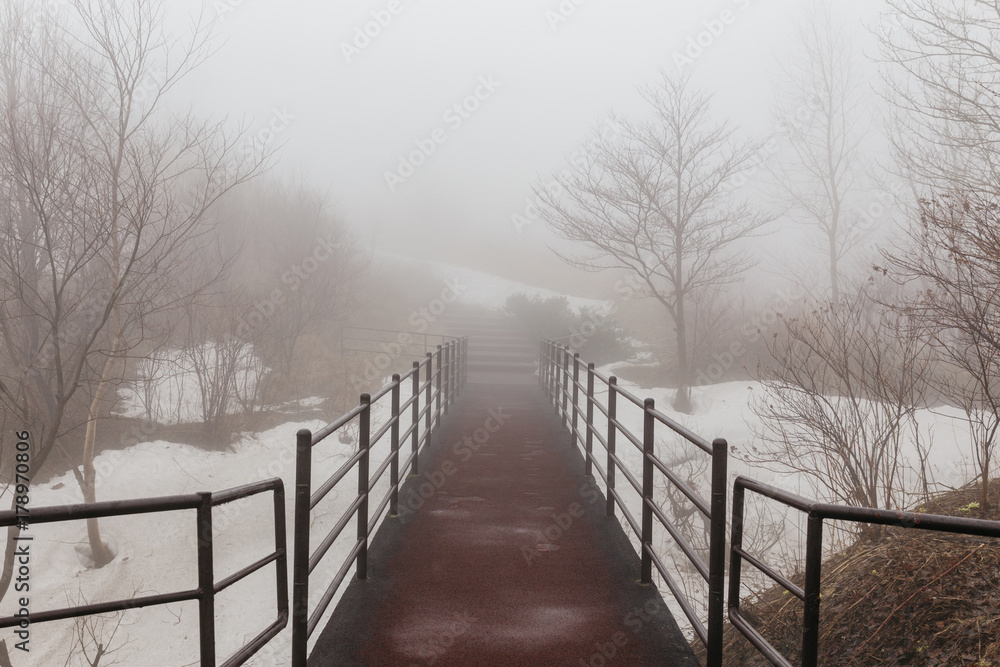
[308,314,697,666]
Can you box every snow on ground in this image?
[14,348,984,664]
[585,364,979,640]
[11,381,411,667]
[115,345,266,424]
[375,249,611,314]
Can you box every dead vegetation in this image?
[713,479,1000,666]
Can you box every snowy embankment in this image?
[586,366,977,641]
[9,382,411,667]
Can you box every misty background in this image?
[169,0,887,294]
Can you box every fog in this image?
[166,0,884,293]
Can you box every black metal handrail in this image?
[728,475,1000,667]
[539,340,728,667]
[0,478,288,667]
[291,337,468,666]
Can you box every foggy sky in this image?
[168,0,887,296]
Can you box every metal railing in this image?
[0,478,288,667]
[728,476,1000,667]
[540,340,728,667]
[291,337,468,666]
[341,326,460,358]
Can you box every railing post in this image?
[706,437,729,667]
[197,491,216,667]
[585,363,595,478]
[411,361,420,476]
[435,345,443,427]
[641,397,654,584]
[802,513,824,667]
[607,377,617,518]
[561,347,569,425]
[443,343,451,415]
[291,428,312,667]
[727,481,746,631]
[551,343,560,413]
[425,352,433,452]
[390,375,401,517]
[571,353,580,449]
[357,394,371,580]
[539,341,544,386]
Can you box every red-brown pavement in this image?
[307,379,699,666]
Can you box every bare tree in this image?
[212,179,365,397]
[885,194,1000,510]
[0,0,261,588]
[879,1,1000,509]
[770,0,872,303]
[534,73,770,412]
[750,283,932,540]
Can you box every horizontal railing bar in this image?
[369,380,398,403]
[592,427,608,450]
[220,616,288,667]
[0,589,199,628]
[646,543,709,646]
[609,485,642,538]
[728,610,794,667]
[608,417,644,453]
[648,455,711,518]
[215,551,282,594]
[615,384,645,408]
[370,418,395,448]
[0,495,200,527]
[648,408,713,454]
[593,398,610,419]
[646,498,709,582]
[342,326,458,341]
[400,393,419,414]
[737,476,1000,538]
[212,478,282,506]
[734,547,805,601]
[307,538,365,637]
[368,449,397,489]
[400,421,418,446]
[368,487,394,534]
[310,450,365,510]
[400,450,417,475]
[608,450,643,497]
[590,457,610,487]
[312,405,365,445]
[309,495,365,574]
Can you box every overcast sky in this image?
[167,0,888,295]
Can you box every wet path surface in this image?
[308,377,698,666]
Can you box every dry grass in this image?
[705,480,1000,666]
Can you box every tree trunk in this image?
[80,351,117,568]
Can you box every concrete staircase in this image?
[440,308,537,385]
